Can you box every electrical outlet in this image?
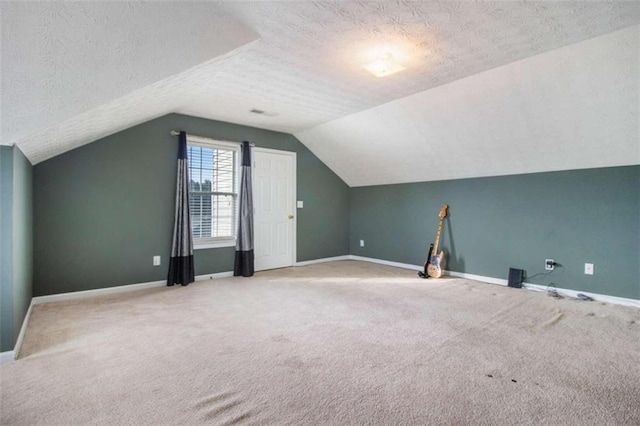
[360,240,364,247]
[584,263,594,275]
[545,259,555,271]
[153,256,161,266]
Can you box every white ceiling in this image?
[298,26,639,186]
[2,1,639,184]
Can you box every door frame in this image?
[252,147,297,269]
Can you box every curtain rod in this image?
[170,130,254,146]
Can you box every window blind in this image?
[187,144,238,241]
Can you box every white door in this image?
[253,148,296,271]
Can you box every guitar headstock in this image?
[439,204,449,219]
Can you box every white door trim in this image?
[253,147,297,269]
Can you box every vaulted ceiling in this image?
[2,1,639,185]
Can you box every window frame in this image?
[186,136,241,250]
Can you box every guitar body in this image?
[427,251,445,278]
[418,244,434,278]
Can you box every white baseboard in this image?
[195,271,234,281]
[348,256,640,309]
[0,351,16,366]
[348,255,423,271]
[13,300,34,359]
[32,272,235,305]
[295,255,351,267]
[446,270,508,286]
[33,279,167,305]
[521,282,640,308]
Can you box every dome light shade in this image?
[362,53,405,77]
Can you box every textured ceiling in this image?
[1,1,259,155]
[2,1,639,181]
[297,26,639,186]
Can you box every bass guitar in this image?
[427,204,448,278]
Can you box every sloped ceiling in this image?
[1,1,260,160]
[2,1,639,185]
[298,26,639,186]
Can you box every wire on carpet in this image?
[546,282,563,298]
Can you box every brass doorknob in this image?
[288,215,294,219]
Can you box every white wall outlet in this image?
[360,240,364,247]
[153,256,161,266]
[297,200,304,208]
[545,259,555,271]
[584,263,594,275]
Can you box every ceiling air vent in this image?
[250,108,278,117]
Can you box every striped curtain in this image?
[167,131,195,286]
[234,141,254,277]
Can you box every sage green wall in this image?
[0,146,33,352]
[350,166,639,300]
[33,114,349,296]
[0,146,14,352]
[12,147,33,349]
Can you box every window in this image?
[187,139,240,249]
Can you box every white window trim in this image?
[194,239,236,250]
[187,136,241,250]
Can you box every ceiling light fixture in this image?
[363,53,405,78]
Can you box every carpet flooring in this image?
[1,260,639,425]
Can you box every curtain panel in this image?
[234,141,254,277]
[167,131,195,286]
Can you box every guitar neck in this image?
[433,220,444,253]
